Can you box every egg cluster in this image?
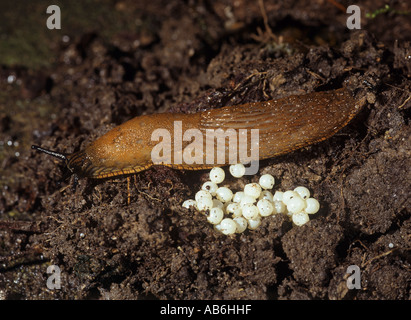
[182,164,320,235]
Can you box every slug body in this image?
[33,88,364,179]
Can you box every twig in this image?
[326,0,346,13]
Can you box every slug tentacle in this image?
[31,145,67,161]
[31,146,92,177]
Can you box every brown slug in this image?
[32,88,365,179]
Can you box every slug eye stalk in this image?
[31,145,67,161]
[32,145,80,191]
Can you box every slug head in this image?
[31,145,90,188]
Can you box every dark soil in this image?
[0,0,410,300]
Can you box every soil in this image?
[0,0,410,300]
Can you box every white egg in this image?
[292,211,310,226]
[207,207,224,224]
[219,218,237,235]
[201,181,218,196]
[257,199,274,216]
[294,186,310,200]
[273,191,284,202]
[282,190,299,205]
[233,191,245,203]
[233,217,248,233]
[244,183,262,199]
[216,187,233,203]
[226,202,242,217]
[229,163,246,178]
[196,197,213,211]
[273,200,286,214]
[209,167,225,184]
[287,196,306,214]
[247,217,261,230]
[212,199,224,209]
[305,198,320,214]
[240,195,257,207]
[259,190,274,202]
[259,174,275,189]
[195,190,212,203]
[242,203,259,220]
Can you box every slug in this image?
[32,88,365,179]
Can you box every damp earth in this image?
[0,0,410,300]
